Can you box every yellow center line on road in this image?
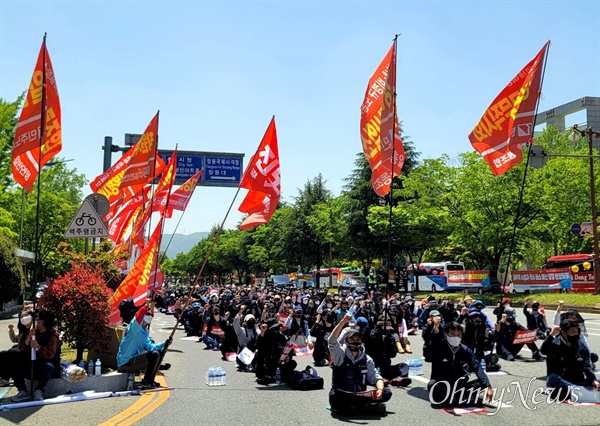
[98,374,170,426]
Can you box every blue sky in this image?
[1,1,599,236]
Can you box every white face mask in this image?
[143,315,153,325]
[446,335,461,347]
[20,315,32,327]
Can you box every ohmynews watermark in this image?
[428,377,578,415]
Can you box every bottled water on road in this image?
[407,358,423,376]
[206,367,227,386]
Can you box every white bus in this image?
[407,261,465,292]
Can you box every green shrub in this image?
[0,233,24,304]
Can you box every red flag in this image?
[469,41,550,175]
[151,149,177,216]
[238,118,280,230]
[108,218,162,325]
[107,187,149,244]
[360,41,404,197]
[378,39,405,195]
[120,112,159,188]
[12,37,62,192]
[166,169,203,218]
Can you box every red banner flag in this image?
[107,186,149,244]
[108,218,162,325]
[469,41,550,175]
[166,169,203,218]
[238,118,280,230]
[151,149,177,216]
[120,112,159,188]
[12,38,62,192]
[360,41,404,197]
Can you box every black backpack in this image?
[287,367,324,390]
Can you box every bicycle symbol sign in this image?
[65,199,108,239]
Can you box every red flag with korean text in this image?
[119,112,159,188]
[469,41,550,176]
[238,118,280,230]
[12,38,62,192]
[166,169,203,218]
[151,149,177,216]
[107,186,149,244]
[108,219,162,325]
[360,41,404,197]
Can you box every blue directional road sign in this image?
[157,150,244,188]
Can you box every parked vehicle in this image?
[407,261,466,292]
[338,276,367,293]
[271,275,292,288]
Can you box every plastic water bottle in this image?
[87,360,94,376]
[126,373,134,390]
[207,367,215,386]
[276,367,281,385]
[221,367,227,386]
[95,358,102,376]
[415,359,423,376]
[78,360,85,370]
[481,359,487,373]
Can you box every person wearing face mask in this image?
[12,310,62,402]
[117,306,172,389]
[554,304,598,367]
[289,305,310,347]
[461,310,501,372]
[496,308,543,361]
[233,305,260,372]
[0,310,34,387]
[334,300,355,324]
[202,307,224,350]
[541,320,600,400]
[304,298,318,327]
[311,310,334,366]
[328,313,391,416]
[523,298,550,339]
[493,297,512,323]
[426,321,493,409]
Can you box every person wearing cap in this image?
[422,309,443,362]
[427,320,493,408]
[201,305,224,350]
[470,300,495,330]
[255,314,297,385]
[541,319,600,400]
[366,314,411,387]
[117,306,172,389]
[328,313,392,416]
[11,310,62,402]
[553,303,598,367]
[493,297,512,323]
[523,297,550,338]
[460,309,501,372]
[234,305,260,367]
[333,299,355,324]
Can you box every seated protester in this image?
[233,305,260,371]
[366,315,411,387]
[311,310,335,366]
[304,298,319,327]
[219,312,239,361]
[393,302,412,354]
[255,318,297,385]
[523,297,550,338]
[439,298,458,324]
[333,300,355,324]
[189,302,205,337]
[117,307,172,389]
[496,308,543,361]
[541,320,600,400]
[261,303,278,322]
[461,310,501,372]
[553,303,598,365]
[289,305,310,347]
[422,310,443,362]
[0,310,33,386]
[470,300,495,330]
[328,313,391,416]
[492,297,512,324]
[202,307,224,350]
[426,321,493,409]
[12,311,62,402]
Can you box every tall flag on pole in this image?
[165,168,203,218]
[119,112,159,188]
[151,149,177,216]
[108,218,162,325]
[12,37,62,192]
[469,41,550,176]
[238,117,280,230]
[360,40,404,198]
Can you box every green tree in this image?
[0,231,25,303]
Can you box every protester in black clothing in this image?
[496,308,543,361]
[523,297,550,338]
[311,311,334,366]
[426,321,493,408]
[541,320,600,400]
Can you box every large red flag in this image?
[107,186,149,244]
[469,41,550,175]
[238,118,280,230]
[120,112,159,188]
[360,41,404,197]
[12,37,62,192]
[151,149,177,216]
[108,218,162,325]
[165,169,203,218]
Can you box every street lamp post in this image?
[570,125,600,294]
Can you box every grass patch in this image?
[414,292,600,307]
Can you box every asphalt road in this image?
[0,307,599,425]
